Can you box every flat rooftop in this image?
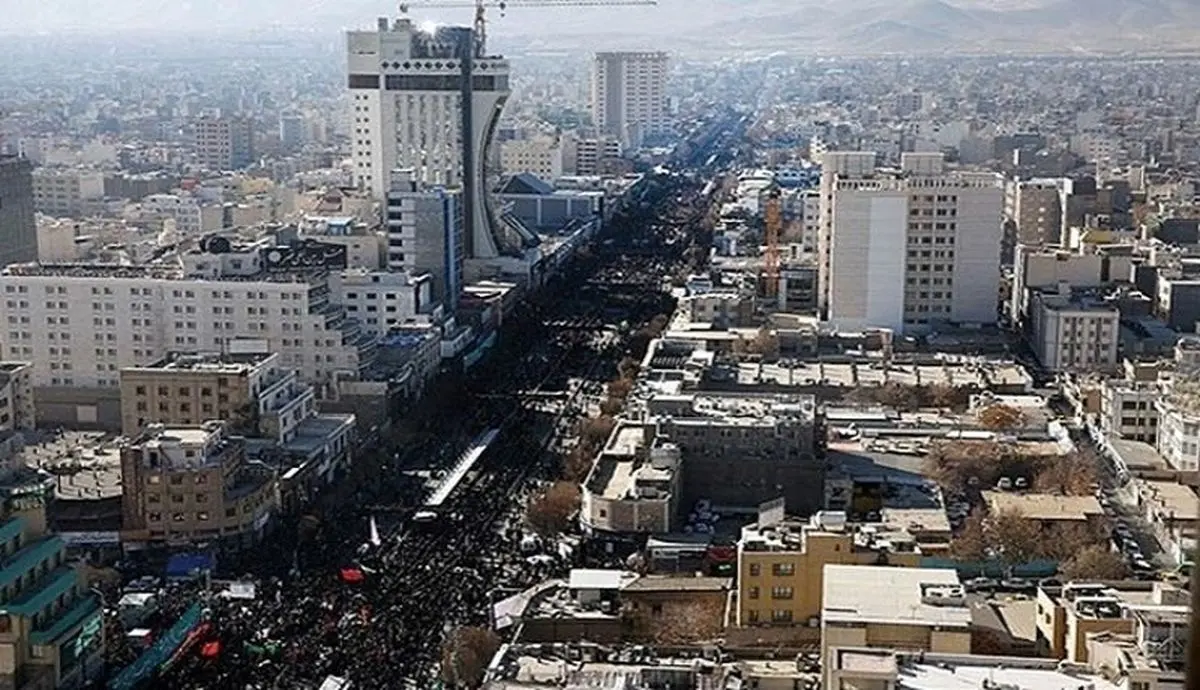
[21,430,123,500]
[129,351,275,373]
[822,565,971,628]
[984,492,1104,521]
[892,657,1120,689]
[1139,480,1200,520]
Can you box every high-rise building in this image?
[819,152,1004,334]
[279,110,306,151]
[192,116,256,171]
[591,51,670,148]
[1006,178,1070,247]
[0,156,36,267]
[347,18,510,260]
[385,169,464,308]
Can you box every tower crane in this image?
[763,188,782,300]
[400,0,658,57]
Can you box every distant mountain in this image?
[7,0,1200,54]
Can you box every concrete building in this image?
[279,111,306,151]
[821,565,972,686]
[119,422,276,551]
[347,18,510,260]
[982,492,1105,531]
[591,52,669,148]
[1035,581,1189,666]
[30,168,104,218]
[1100,378,1159,444]
[118,351,289,436]
[385,169,463,307]
[499,136,565,181]
[141,193,209,235]
[329,269,438,338]
[1006,178,1069,246]
[736,512,920,628]
[296,216,384,271]
[820,153,1004,334]
[1153,276,1200,333]
[0,156,37,267]
[581,424,680,536]
[567,135,623,176]
[191,116,256,171]
[1009,243,1137,325]
[1027,285,1121,373]
[1155,376,1200,471]
[0,362,34,433]
[825,649,1125,690]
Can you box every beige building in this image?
[1027,285,1120,373]
[191,116,255,171]
[591,51,669,147]
[737,513,922,629]
[0,362,34,432]
[119,351,288,436]
[30,168,104,218]
[499,136,565,181]
[119,422,275,550]
[1035,581,1189,666]
[821,565,972,687]
[826,649,1129,690]
[984,491,1105,531]
[581,424,678,535]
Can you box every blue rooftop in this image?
[0,537,63,591]
[4,566,76,616]
[30,594,100,647]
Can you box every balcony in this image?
[29,594,101,647]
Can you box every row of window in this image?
[747,562,795,577]
[745,586,794,600]
[743,609,793,624]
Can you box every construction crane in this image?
[763,188,782,300]
[400,0,658,57]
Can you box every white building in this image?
[346,17,510,260]
[566,135,623,176]
[191,116,256,171]
[820,152,1004,333]
[142,193,208,235]
[499,136,565,181]
[591,51,670,148]
[0,362,34,432]
[329,269,438,338]
[385,169,463,307]
[1027,285,1120,373]
[31,168,104,217]
[0,244,375,391]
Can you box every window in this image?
[170,475,184,485]
[771,609,794,623]
[771,586,794,600]
[148,512,162,523]
[748,586,760,600]
[771,563,795,576]
[172,513,185,522]
[749,563,761,577]
[197,512,210,521]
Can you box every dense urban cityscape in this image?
[0,1,1198,689]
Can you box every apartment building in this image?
[0,156,37,267]
[825,650,1133,690]
[821,565,972,687]
[1154,376,1200,471]
[191,116,256,171]
[499,136,565,181]
[1027,285,1120,373]
[142,193,211,235]
[567,135,623,176]
[0,241,375,393]
[1100,378,1160,443]
[1035,581,1189,665]
[820,153,1003,334]
[385,170,464,309]
[30,168,104,218]
[118,351,288,436]
[592,52,670,148]
[297,216,384,270]
[329,269,438,338]
[580,424,679,536]
[736,513,920,628]
[1006,178,1069,246]
[0,362,34,433]
[119,422,276,551]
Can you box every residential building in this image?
[895,91,924,117]
[581,424,680,536]
[118,422,276,551]
[591,52,670,148]
[0,241,375,396]
[499,136,565,181]
[384,169,463,308]
[1006,178,1069,246]
[825,649,1127,690]
[279,111,306,151]
[118,351,289,436]
[566,134,623,176]
[982,492,1106,531]
[736,513,921,628]
[820,565,972,686]
[191,116,256,171]
[347,18,510,259]
[1100,378,1159,444]
[0,156,37,267]
[820,152,1003,334]
[141,194,209,235]
[296,216,384,271]
[0,362,34,432]
[1035,581,1189,665]
[1153,276,1200,333]
[1027,285,1121,373]
[1009,243,1137,325]
[329,269,438,338]
[30,169,104,218]
[1155,376,1200,471]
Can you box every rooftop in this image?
[822,565,971,628]
[983,492,1104,521]
[127,351,275,374]
[888,653,1121,689]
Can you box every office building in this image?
[499,136,565,181]
[821,565,972,686]
[736,513,920,628]
[819,152,1004,334]
[347,18,510,259]
[1027,285,1120,373]
[591,51,670,147]
[191,116,256,171]
[0,156,37,267]
[30,168,104,218]
[119,422,276,551]
[0,240,375,394]
[329,269,438,337]
[385,169,463,307]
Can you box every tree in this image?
[525,482,581,537]
[747,327,781,359]
[617,357,641,381]
[989,509,1043,570]
[440,626,501,688]
[607,377,633,400]
[647,313,670,337]
[599,398,625,417]
[579,415,616,449]
[977,404,1025,431]
[1033,451,1099,496]
[950,511,990,561]
[1060,545,1130,581]
[927,383,974,410]
[562,446,595,482]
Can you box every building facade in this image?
[1006,178,1069,247]
[591,51,670,147]
[1027,287,1120,373]
[0,362,34,433]
[499,136,564,181]
[191,116,256,171]
[30,169,104,218]
[0,156,37,268]
[329,269,437,338]
[385,169,463,307]
[821,152,1004,333]
[347,18,510,259]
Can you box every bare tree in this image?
[525,482,581,537]
[579,415,616,449]
[950,511,989,561]
[1060,545,1131,581]
[977,403,1025,431]
[746,327,781,359]
[607,378,634,400]
[1033,450,1099,496]
[562,446,595,482]
[617,357,640,381]
[440,626,501,688]
[990,508,1043,570]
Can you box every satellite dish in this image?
[266,250,284,265]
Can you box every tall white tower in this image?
[347,17,511,259]
[591,51,669,148]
